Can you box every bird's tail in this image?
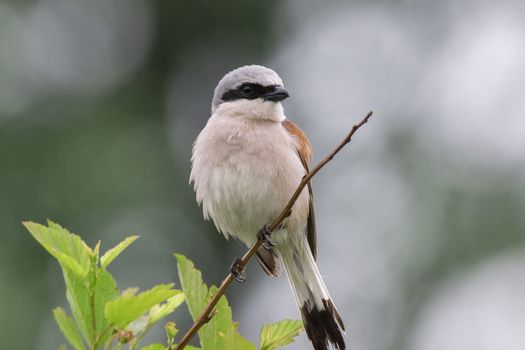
[279,239,346,350]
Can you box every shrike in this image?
[190,65,345,350]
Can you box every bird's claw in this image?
[230,257,246,283]
[257,224,275,250]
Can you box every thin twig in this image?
[175,110,373,350]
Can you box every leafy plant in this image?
[25,220,303,350]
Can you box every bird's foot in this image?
[257,224,275,250]
[230,257,246,283]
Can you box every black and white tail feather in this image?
[279,239,345,350]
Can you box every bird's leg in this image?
[230,257,246,283]
[257,224,275,250]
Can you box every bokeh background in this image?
[1,0,525,349]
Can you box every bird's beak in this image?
[263,86,290,102]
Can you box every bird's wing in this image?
[282,119,317,260]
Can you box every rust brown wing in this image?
[282,119,317,260]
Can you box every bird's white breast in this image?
[190,113,310,246]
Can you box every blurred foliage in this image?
[0,1,279,349]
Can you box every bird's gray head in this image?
[211,65,289,121]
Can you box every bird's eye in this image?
[241,85,255,96]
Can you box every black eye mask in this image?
[222,83,278,102]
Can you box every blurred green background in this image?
[1,0,524,349]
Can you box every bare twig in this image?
[175,110,373,350]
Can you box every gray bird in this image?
[190,65,346,350]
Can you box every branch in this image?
[175,110,373,350]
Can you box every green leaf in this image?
[93,269,119,344]
[214,286,255,350]
[260,319,304,350]
[175,254,255,350]
[174,254,208,321]
[63,268,94,345]
[24,221,91,277]
[148,294,185,325]
[53,307,86,350]
[139,344,165,350]
[105,284,180,328]
[100,236,139,269]
[25,221,98,345]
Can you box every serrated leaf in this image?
[63,269,93,345]
[175,254,255,350]
[211,285,255,350]
[148,294,185,325]
[139,344,165,350]
[25,221,96,345]
[53,307,86,350]
[175,254,221,349]
[199,286,230,350]
[100,236,139,269]
[105,284,180,328]
[93,269,119,344]
[174,254,208,321]
[260,319,304,350]
[24,221,91,277]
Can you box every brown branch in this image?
[175,110,373,350]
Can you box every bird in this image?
[190,65,345,350]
